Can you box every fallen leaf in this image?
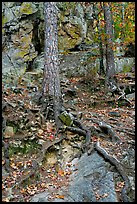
[27,189,36,195]
[92,136,98,142]
[101,193,108,198]
[41,183,46,188]
[55,194,65,199]
[2,198,10,202]
[58,169,65,176]
[10,162,18,170]
[38,129,44,135]
[2,184,5,189]
[20,188,26,194]
[49,134,54,140]
[2,160,5,165]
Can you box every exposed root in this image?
[95,141,130,202]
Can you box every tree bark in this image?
[103,2,115,87]
[93,2,105,75]
[43,2,62,129]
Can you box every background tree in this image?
[93,2,105,75]
[42,2,62,130]
[103,2,116,89]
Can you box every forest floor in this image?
[2,72,135,202]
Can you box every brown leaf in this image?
[58,169,65,176]
[41,183,46,188]
[55,195,65,199]
[2,198,10,202]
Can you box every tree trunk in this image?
[93,2,105,75]
[103,2,115,87]
[43,2,62,129]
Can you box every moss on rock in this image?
[19,2,37,15]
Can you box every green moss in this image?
[58,2,76,12]
[58,25,80,50]
[9,139,41,157]
[15,50,28,58]
[2,15,8,27]
[123,65,131,73]
[20,2,35,15]
[59,111,73,126]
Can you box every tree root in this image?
[95,141,130,202]
[66,119,91,152]
[66,126,87,137]
[90,118,121,142]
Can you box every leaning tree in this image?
[42,2,62,130]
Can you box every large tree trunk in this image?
[103,2,116,88]
[43,2,62,129]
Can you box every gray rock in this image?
[108,111,121,117]
[30,152,118,202]
[31,192,50,202]
[126,92,135,99]
[67,152,118,202]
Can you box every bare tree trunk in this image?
[93,2,105,75]
[43,2,62,129]
[103,2,116,88]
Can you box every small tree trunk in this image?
[93,2,105,75]
[43,2,62,129]
[103,2,115,87]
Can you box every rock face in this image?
[2,2,40,76]
[2,2,93,77]
[31,152,118,202]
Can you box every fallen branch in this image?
[95,141,130,202]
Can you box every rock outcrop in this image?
[31,152,118,202]
[2,2,94,77]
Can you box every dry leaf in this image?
[20,188,26,194]
[2,198,10,202]
[55,195,65,199]
[49,134,54,140]
[2,160,5,165]
[58,169,64,176]
[2,184,5,189]
[101,193,108,198]
[10,162,18,170]
[38,129,44,135]
[41,183,46,188]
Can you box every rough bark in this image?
[103,2,115,86]
[43,2,62,128]
[93,2,105,75]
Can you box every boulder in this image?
[67,152,118,202]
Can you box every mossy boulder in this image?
[59,111,74,126]
[19,2,38,16]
